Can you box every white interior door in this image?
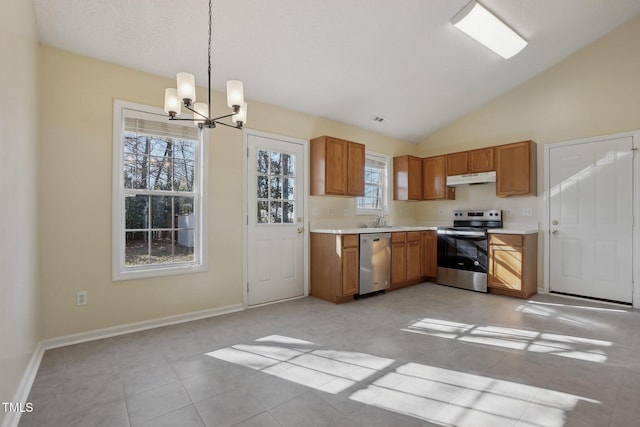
[548,135,633,303]
[247,133,305,306]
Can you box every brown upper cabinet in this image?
[446,147,494,175]
[393,155,422,200]
[469,147,494,173]
[446,152,468,176]
[310,136,365,196]
[422,156,455,200]
[495,140,537,197]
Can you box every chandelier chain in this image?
[164,0,244,129]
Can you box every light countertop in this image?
[310,226,538,235]
[310,226,437,234]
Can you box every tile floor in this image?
[18,284,640,427]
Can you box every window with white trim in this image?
[113,101,206,280]
[356,152,389,215]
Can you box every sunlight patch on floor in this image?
[516,300,628,331]
[206,335,598,426]
[402,318,611,363]
[207,336,394,394]
[350,363,599,427]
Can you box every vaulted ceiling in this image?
[33,0,640,142]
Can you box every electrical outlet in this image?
[311,207,319,216]
[343,208,351,217]
[523,208,533,217]
[438,208,446,217]
[328,208,333,216]
[76,291,87,306]
[505,208,513,217]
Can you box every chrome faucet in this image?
[374,214,385,227]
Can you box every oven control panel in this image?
[452,209,502,221]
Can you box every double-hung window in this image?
[112,100,206,280]
[356,151,390,215]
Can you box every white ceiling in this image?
[33,0,640,142]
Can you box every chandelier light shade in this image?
[193,102,208,126]
[176,72,197,105]
[163,0,247,129]
[226,80,244,109]
[452,0,527,59]
[232,102,248,125]
[163,88,181,117]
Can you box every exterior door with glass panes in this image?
[247,133,305,306]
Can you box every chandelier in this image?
[163,0,247,129]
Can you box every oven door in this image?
[437,228,488,273]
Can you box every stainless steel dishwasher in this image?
[359,233,391,295]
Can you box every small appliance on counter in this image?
[436,209,502,292]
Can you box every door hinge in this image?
[247,147,249,157]
[247,282,250,293]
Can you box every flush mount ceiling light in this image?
[163,0,247,129]
[452,0,527,59]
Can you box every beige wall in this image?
[415,15,640,288]
[0,0,40,418]
[38,46,417,339]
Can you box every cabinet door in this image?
[469,148,494,173]
[393,156,422,201]
[446,152,468,176]
[408,156,422,200]
[488,244,523,291]
[422,230,437,278]
[495,141,537,197]
[341,246,359,296]
[422,156,452,200]
[347,142,365,196]
[325,137,348,195]
[391,242,407,286]
[406,238,422,282]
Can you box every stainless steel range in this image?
[436,209,503,292]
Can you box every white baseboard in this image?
[1,343,44,427]
[2,303,244,427]
[42,303,245,350]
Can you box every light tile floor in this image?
[18,284,640,427]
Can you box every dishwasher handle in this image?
[360,233,391,242]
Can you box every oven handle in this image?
[437,229,487,238]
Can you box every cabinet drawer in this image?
[342,234,359,248]
[406,231,421,242]
[391,232,406,243]
[490,234,523,247]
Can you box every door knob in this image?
[551,229,559,235]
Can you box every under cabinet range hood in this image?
[446,171,496,186]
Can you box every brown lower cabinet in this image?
[391,231,423,289]
[421,230,437,278]
[488,233,538,298]
[310,233,359,303]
